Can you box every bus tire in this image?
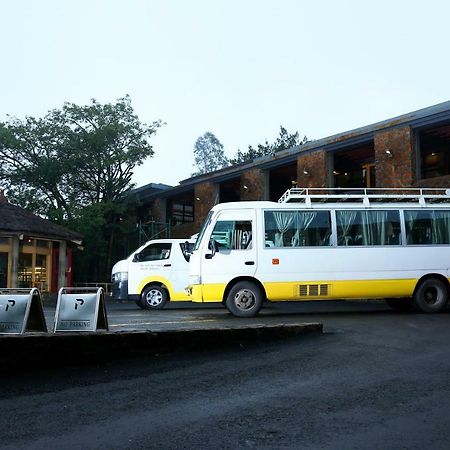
[141,285,168,310]
[385,297,413,312]
[413,278,449,313]
[225,281,263,318]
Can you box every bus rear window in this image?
[405,210,450,245]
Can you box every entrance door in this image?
[0,253,7,288]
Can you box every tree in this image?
[0,96,163,282]
[0,96,163,221]
[192,131,229,175]
[230,126,308,165]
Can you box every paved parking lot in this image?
[4,298,450,449]
[44,298,391,332]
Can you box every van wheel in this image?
[413,278,449,313]
[141,285,168,310]
[135,299,146,309]
[225,281,263,318]
[385,298,413,312]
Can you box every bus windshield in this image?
[194,210,213,251]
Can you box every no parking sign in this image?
[0,288,47,334]
[53,287,108,332]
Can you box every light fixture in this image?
[243,185,249,190]
[385,149,393,158]
[196,197,201,201]
[333,170,339,175]
[303,169,309,176]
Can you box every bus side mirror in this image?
[206,239,219,259]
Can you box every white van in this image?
[111,239,194,309]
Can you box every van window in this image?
[336,210,401,246]
[138,243,172,261]
[211,220,252,250]
[405,210,450,245]
[264,210,331,247]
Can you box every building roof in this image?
[0,201,83,244]
[134,100,450,202]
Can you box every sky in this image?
[1,0,449,187]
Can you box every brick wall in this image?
[297,150,329,187]
[374,126,415,187]
[194,182,219,229]
[413,175,450,188]
[241,169,268,200]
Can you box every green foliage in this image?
[0,96,163,220]
[230,126,307,165]
[192,131,229,175]
[0,96,162,283]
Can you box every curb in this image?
[0,322,322,372]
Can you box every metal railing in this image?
[278,187,450,206]
[72,282,111,294]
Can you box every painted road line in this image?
[109,319,219,327]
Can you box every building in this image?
[132,101,450,239]
[0,190,83,292]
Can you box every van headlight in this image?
[189,275,201,285]
[112,272,128,282]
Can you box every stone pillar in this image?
[241,169,269,201]
[194,182,219,229]
[374,126,415,187]
[10,236,19,288]
[58,241,67,290]
[297,150,329,188]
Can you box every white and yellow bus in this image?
[187,188,450,317]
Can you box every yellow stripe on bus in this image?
[196,278,420,302]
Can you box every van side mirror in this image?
[132,253,141,262]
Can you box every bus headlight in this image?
[189,275,201,285]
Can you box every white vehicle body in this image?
[111,239,193,308]
[188,188,450,317]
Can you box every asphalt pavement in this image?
[1,300,450,449]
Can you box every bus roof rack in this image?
[278,187,450,206]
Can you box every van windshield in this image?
[194,211,213,251]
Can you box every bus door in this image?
[201,210,257,301]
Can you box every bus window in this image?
[264,210,331,247]
[336,210,401,246]
[405,210,450,245]
[211,220,252,250]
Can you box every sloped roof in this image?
[0,202,83,243]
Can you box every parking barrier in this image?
[0,288,47,334]
[54,287,108,332]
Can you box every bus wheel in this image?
[413,278,449,313]
[141,285,168,310]
[385,298,413,312]
[226,281,263,318]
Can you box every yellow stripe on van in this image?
[137,276,191,301]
